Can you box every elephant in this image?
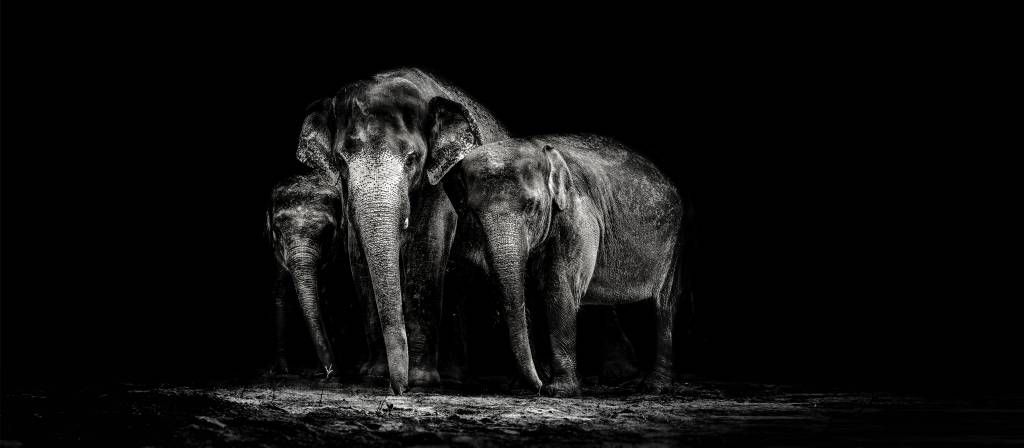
[431,132,691,397]
[296,68,509,394]
[266,173,346,378]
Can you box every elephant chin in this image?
[484,219,543,391]
[352,193,410,395]
[286,244,336,377]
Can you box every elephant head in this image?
[267,175,345,376]
[296,73,488,394]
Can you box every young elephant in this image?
[266,174,345,378]
[432,134,689,396]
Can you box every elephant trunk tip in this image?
[527,373,542,392]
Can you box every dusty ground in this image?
[3,378,1023,446]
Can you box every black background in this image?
[2,7,1017,393]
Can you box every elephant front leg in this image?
[542,286,582,397]
[349,236,388,381]
[272,270,290,375]
[402,288,441,388]
[438,263,470,386]
[401,198,456,388]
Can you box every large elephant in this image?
[431,132,691,397]
[296,68,508,394]
[266,173,346,378]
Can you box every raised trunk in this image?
[353,195,409,395]
[286,245,336,378]
[484,220,543,390]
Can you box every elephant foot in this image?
[360,360,389,384]
[600,357,640,384]
[508,375,543,393]
[260,360,292,378]
[263,357,290,377]
[439,364,467,388]
[639,372,673,394]
[541,376,581,397]
[409,366,441,389]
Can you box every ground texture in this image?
[3,379,1022,446]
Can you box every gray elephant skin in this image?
[266,174,346,378]
[432,132,691,397]
[296,68,508,394]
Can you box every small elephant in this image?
[266,174,345,378]
[433,133,690,397]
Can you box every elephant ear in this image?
[264,208,275,244]
[544,145,572,211]
[425,97,482,185]
[296,97,338,174]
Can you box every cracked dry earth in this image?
[3,380,1023,446]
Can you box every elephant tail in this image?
[677,196,697,333]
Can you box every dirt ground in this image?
[3,378,1023,447]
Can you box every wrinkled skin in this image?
[266,174,345,378]
[438,134,690,397]
[297,69,508,394]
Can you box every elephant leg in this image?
[401,196,456,388]
[272,269,290,374]
[438,263,470,386]
[348,231,388,381]
[541,287,582,397]
[600,307,640,384]
[641,296,677,393]
[642,248,682,393]
[538,234,599,397]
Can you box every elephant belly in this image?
[583,231,677,305]
[583,253,672,305]
[583,278,658,305]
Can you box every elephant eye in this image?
[522,197,537,214]
[405,152,421,167]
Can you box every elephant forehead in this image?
[349,79,428,119]
[362,77,427,104]
[464,147,542,180]
[347,153,405,177]
[462,155,513,181]
[273,206,332,228]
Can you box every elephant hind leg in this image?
[641,241,684,394]
[600,307,640,384]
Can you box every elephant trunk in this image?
[484,218,543,391]
[286,243,336,377]
[352,189,410,395]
